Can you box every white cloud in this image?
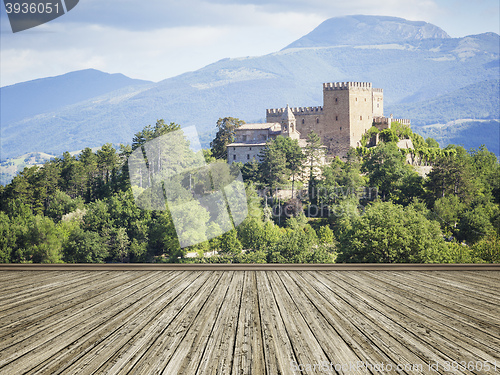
[1,0,498,86]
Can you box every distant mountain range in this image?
[1,15,499,183]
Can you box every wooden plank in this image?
[255,271,297,375]
[280,271,369,373]
[231,271,265,375]
[266,271,331,374]
[119,271,226,374]
[0,271,162,373]
[0,272,124,327]
[196,271,245,375]
[332,271,500,371]
[43,271,204,375]
[362,271,500,354]
[369,271,500,329]
[161,272,236,374]
[303,271,436,371]
[0,270,499,374]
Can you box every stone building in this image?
[228,81,411,163]
[228,105,306,164]
[266,82,410,158]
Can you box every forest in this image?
[0,118,499,263]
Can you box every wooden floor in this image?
[0,270,499,374]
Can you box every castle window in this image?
[249,147,252,151]
[355,98,357,102]
[335,98,338,103]
[340,127,342,130]
[316,118,319,124]
[233,147,235,151]
[377,104,379,108]
[242,135,247,141]
[247,154,250,160]
[233,155,236,160]
[335,116,338,121]
[302,119,305,124]
[360,116,362,120]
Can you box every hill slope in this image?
[0,69,153,125]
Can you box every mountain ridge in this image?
[1,15,498,173]
[284,15,451,49]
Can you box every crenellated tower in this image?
[265,81,403,158]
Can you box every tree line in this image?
[0,117,498,263]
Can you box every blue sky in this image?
[1,0,499,87]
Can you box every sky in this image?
[1,0,499,87]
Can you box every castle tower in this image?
[322,82,378,156]
[281,104,300,140]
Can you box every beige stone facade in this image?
[266,82,410,159]
[228,105,305,164]
[228,82,410,164]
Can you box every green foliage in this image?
[258,138,289,190]
[379,128,398,143]
[1,114,498,264]
[457,204,497,245]
[218,229,243,255]
[46,190,84,222]
[425,137,440,148]
[132,120,181,151]
[336,201,450,263]
[390,121,412,140]
[63,227,108,263]
[210,117,245,160]
[360,126,379,147]
[317,225,334,244]
[25,215,65,263]
[362,142,415,201]
[471,235,500,263]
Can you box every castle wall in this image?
[228,145,265,164]
[264,81,408,160]
[267,107,323,135]
[322,83,351,157]
[346,83,374,149]
[372,88,384,117]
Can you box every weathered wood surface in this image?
[0,271,498,374]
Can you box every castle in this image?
[227,82,410,164]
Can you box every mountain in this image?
[284,15,451,49]
[1,15,499,173]
[0,69,153,125]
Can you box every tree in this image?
[271,136,305,198]
[379,128,398,143]
[304,131,325,205]
[0,212,15,263]
[132,120,181,151]
[63,227,108,263]
[25,215,64,263]
[336,201,450,263]
[46,190,84,222]
[258,140,288,193]
[218,229,243,256]
[362,142,407,201]
[210,117,245,160]
[425,137,440,148]
[457,204,497,244]
[425,145,480,206]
